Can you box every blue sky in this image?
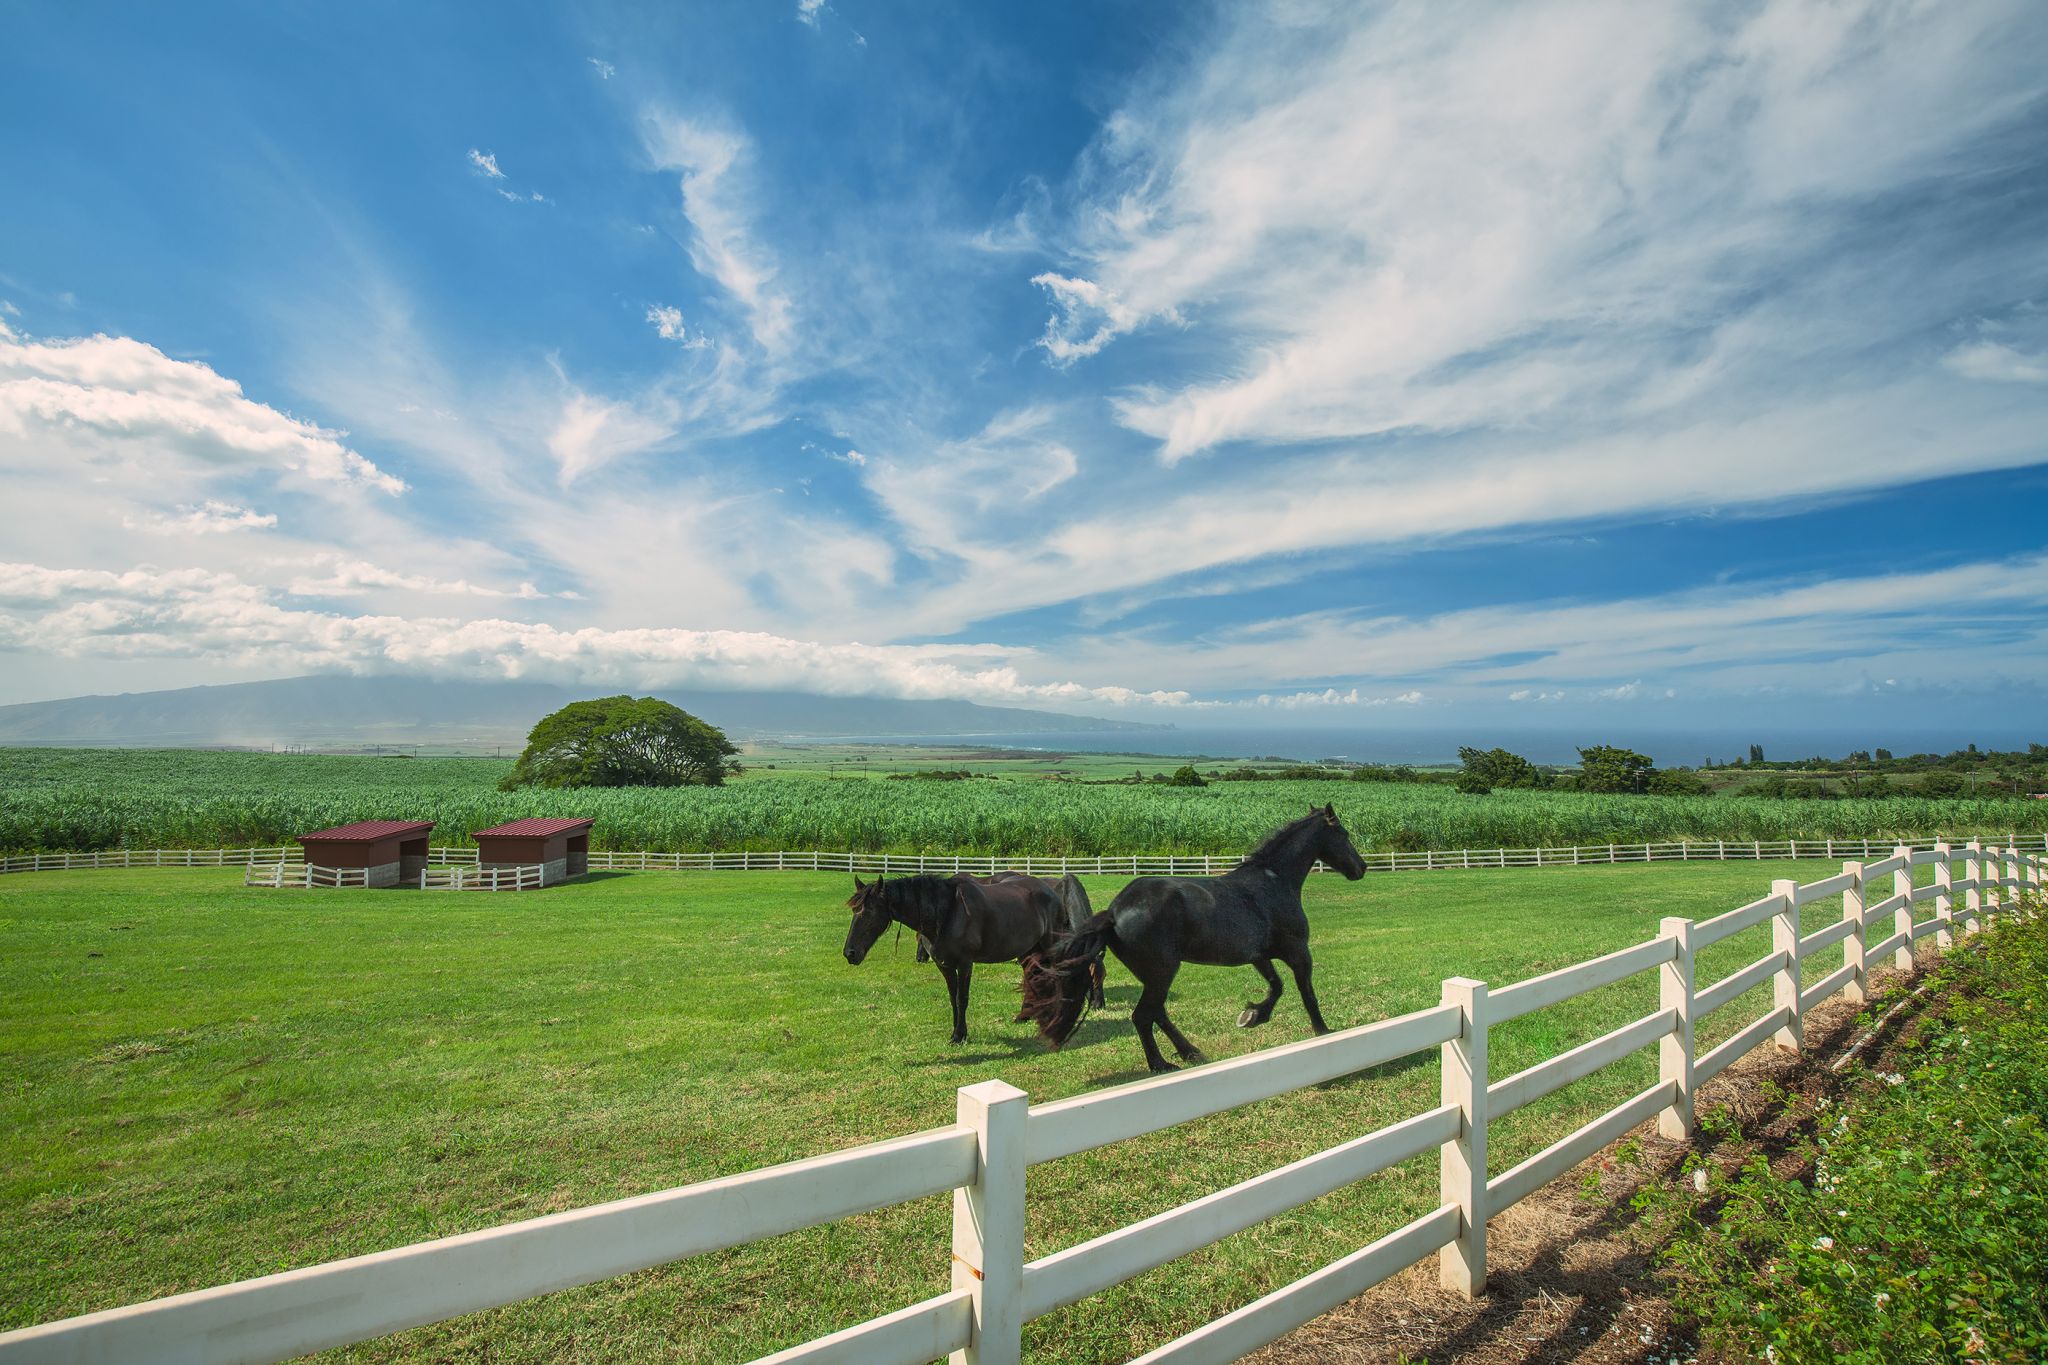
[1,0,2045,732]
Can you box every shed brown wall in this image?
[299,837,409,869]
[474,833,568,865]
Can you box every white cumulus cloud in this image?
[1944,339,2048,384]
[0,327,405,493]
[0,560,1193,709]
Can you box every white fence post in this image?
[1438,976,1487,1299]
[1841,862,1867,1004]
[1770,879,1801,1052]
[1933,843,1954,949]
[1892,845,1915,973]
[1965,839,1984,931]
[1657,918,1694,1139]
[951,1080,1027,1365]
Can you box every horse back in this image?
[1106,873,1292,966]
[948,873,1065,961]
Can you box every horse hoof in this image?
[1148,1060,1180,1074]
[1237,1007,1265,1028]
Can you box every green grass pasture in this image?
[0,860,1945,1361]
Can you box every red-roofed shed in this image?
[297,820,434,887]
[472,818,593,884]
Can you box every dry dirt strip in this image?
[1251,971,1927,1365]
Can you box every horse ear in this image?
[853,876,866,891]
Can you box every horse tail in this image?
[1019,911,1114,1048]
[1053,874,1106,1009]
[1055,873,1092,928]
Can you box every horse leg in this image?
[1089,958,1106,1010]
[932,958,963,1043]
[1236,958,1285,1028]
[952,961,973,1044]
[1127,965,1181,1073]
[1153,997,1205,1063]
[1278,946,1331,1034]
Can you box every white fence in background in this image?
[2,842,2038,1365]
[6,833,2045,879]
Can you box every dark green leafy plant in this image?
[1636,913,2048,1363]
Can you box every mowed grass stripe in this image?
[0,861,1901,1362]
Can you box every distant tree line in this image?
[1077,740,2045,801]
[1701,743,2047,799]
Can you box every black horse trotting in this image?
[1022,806,1367,1072]
[842,871,1077,1043]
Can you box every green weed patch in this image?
[1637,912,2048,1363]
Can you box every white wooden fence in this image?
[240,863,370,889]
[417,863,545,892]
[6,833,2043,879]
[1,842,2038,1365]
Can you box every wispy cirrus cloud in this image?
[1055,551,2048,701]
[546,387,675,487]
[284,555,566,600]
[1038,0,2047,464]
[643,113,794,354]
[122,500,278,535]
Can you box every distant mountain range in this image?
[0,676,1167,748]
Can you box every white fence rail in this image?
[6,833,2044,879]
[3,843,2039,1365]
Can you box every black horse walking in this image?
[911,872,1104,1007]
[844,871,1093,1043]
[1022,805,1366,1072]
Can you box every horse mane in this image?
[1237,812,1324,870]
[868,874,955,936]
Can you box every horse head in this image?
[843,875,893,964]
[1311,804,1367,880]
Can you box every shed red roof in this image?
[472,818,596,838]
[298,820,436,842]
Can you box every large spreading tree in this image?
[1457,746,1544,791]
[1575,744,1656,794]
[500,696,739,790]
